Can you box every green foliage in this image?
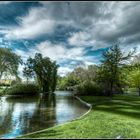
[76,81,102,95]
[98,43,135,96]
[57,43,135,96]
[127,68,140,95]
[57,65,99,91]
[23,60,34,83]
[66,73,81,86]
[57,76,68,90]
[6,83,39,95]
[11,79,21,86]
[0,86,6,95]
[0,47,22,80]
[51,61,58,92]
[24,53,58,93]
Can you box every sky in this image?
[0,1,140,78]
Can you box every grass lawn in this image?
[19,94,140,139]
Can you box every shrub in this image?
[75,81,103,96]
[11,80,21,86]
[6,83,39,95]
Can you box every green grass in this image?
[19,94,140,139]
[124,88,139,96]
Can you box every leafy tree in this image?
[66,73,80,87]
[98,43,135,96]
[57,76,69,90]
[51,61,58,92]
[67,65,98,86]
[57,65,99,91]
[0,47,22,80]
[128,68,140,96]
[23,59,34,84]
[25,53,58,93]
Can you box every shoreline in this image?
[16,95,92,139]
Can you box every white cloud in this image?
[2,2,114,40]
[0,1,11,4]
[34,40,85,62]
[3,2,77,40]
[68,31,94,47]
[14,40,84,61]
[14,49,32,61]
[5,19,55,39]
[15,40,86,77]
[68,31,109,50]
[58,67,73,77]
[15,39,102,77]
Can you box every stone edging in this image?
[74,96,92,120]
[16,95,92,139]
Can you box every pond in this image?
[0,91,89,138]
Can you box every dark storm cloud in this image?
[88,2,140,46]
[40,1,114,28]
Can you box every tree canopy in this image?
[24,53,58,93]
[127,68,140,96]
[0,47,22,80]
[97,43,135,96]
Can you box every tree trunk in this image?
[0,72,3,80]
[27,78,29,84]
[110,81,113,97]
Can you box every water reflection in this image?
[0,91,88,138]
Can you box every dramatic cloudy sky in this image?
[0,1,140,77]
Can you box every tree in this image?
[67,65,98,85]
[51,61,58,92]
[25,53,58,93]
[23,59,34,84]
[57,65,99,91]
[98,43,135,96]
[128,68,140,96]
[0,47,22,80]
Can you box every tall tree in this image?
[23,59,34,84]
[98,43,135,96]
[127,68,140,96]
[0,47,22,80]
[25,53,58,93]
[51,61,58,92]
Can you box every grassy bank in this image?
[19,94,140,138]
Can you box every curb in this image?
[16,95,92,139]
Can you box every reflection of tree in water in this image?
[0,92,88,138]
[0,94,57,136]
[0,96,38,137]
[0,100,15,136]
[22,93,57,134]
[38,93,56,108]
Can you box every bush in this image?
[11,80,21,86]
[75,81,103,96]
[6,83,39,95]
